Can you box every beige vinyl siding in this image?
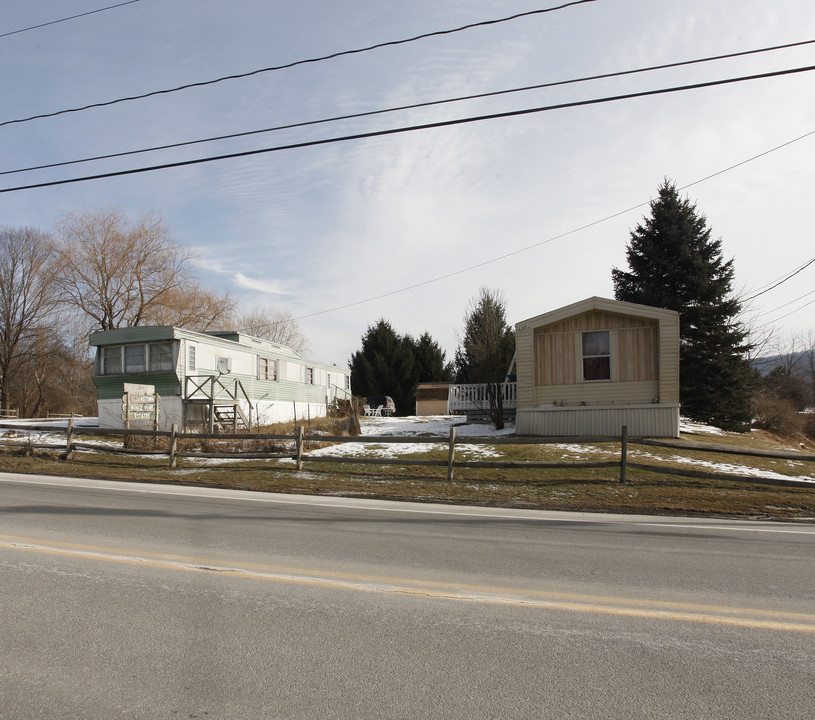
[515,327,535,410]
[538,310,655,334]
[532,321,659,403]
[617,326,658,382]
[533,379,660,407]
[658,314,680,402]
[534,332,576,385]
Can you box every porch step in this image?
[212,404,248,432]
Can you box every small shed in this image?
[89,326,352,431]
[415,383,451,416]
[514,297,680,438]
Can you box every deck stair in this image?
[184,375,253,432]
[211,403,250,432]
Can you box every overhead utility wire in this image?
[293,129,815,321]
[2,63,814,195]
[0,1,595,127]
[5,37,814,178]
[759,291,815,324]
[0,1,140,39]
[743,256,815,302]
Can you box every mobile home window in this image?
[582,331,610,381]
[101,346,122,375]
[188,344,197,372]
[258,357,278,381]
[149,342,174,372]
[305,367,314,384]
[100,342,175,375]
[124,344,146,373]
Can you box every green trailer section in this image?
[89,326,352,430]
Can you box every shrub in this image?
[752,391,804,437]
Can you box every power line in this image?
[294,128,815,322]
[759,290,815,324]
[0,1,596,128]
[0,1,140,39]
[2,63,814,195]
[677,129,815,193]
[743,256,815,302]
[5,37,815,178]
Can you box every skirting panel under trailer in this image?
[98,397,329,431]
[516,403,680,438]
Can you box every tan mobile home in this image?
[514,297,680,437]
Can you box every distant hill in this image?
[752,351,809,377]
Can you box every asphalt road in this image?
[1,471,814,719]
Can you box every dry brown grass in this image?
[1,419,813,521]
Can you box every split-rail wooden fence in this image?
[1,421,813,489]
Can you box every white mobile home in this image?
[90,327,352,430]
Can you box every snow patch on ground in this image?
[306,415,510,460]
[679,418,727,436]
[629,448,815,485]
[3,414,813,485]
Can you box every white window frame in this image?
[188,343,197,373]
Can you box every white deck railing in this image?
[448,382,517,412]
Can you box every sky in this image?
[2,0,814,367]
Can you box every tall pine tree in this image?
[612,180,754,431]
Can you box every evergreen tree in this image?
[455,287,515,429]
[349,320,414,415]
[612,180,754,430]
[349,321,455,416]
[412,332,454,383]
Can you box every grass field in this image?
[1,416,813,521]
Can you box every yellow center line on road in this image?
[2,533,814,634]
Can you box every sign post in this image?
[121,383,159,428]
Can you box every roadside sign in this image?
[124,383,155,396]
[122,383,159,424]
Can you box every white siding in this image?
[284,361,301,382]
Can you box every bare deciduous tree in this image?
[144,282,236,332]
[0,226,61,411]
[56,208,234,331]
[234,307,310,354]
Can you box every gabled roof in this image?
[515,296,679,331]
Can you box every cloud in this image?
[234,273,291,295]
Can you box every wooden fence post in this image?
[65,418,74,460]
[169,423,178,469]
[620,425,628,484]
[296,425,305,470]
[447,427,457,481]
